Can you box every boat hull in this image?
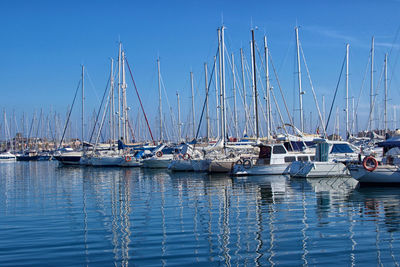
[89,156,123,166]
[54,155,82,165]
[17,155,39,161]
[348,164,400,184]
[208,159,237,173]
[232,163,291,176]
[191,159,210,172]
[168,160,193,171]
[290,161,350,178]
[142,158,171,168]
[119,158,142,167]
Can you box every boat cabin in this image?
[257,143,314,165]
[313,139,357,162]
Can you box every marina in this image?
[1,162,400,266]
[1,1,400,266]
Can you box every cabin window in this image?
[259,146,271,159]
[331,144,354,153]
[284,142,293,152]
[305,141,316,148]
[284,141,309,152]
[284,156,296,163]
[273,145,287,154]
[297,156,309,162]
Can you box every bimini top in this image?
[377,135,400,148]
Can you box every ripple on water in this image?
[1,163,400,266]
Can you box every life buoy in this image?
[156,151,163,158]
[177,153,183,159]
[362,156,378,172]
[243,159,252,169]
[125,155,132,162]
[183,153,191,160]
[235,159,243,165]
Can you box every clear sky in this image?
[1,0,400,140]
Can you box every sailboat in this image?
[82,45,140,167]
[142,143,175,168]
[0,151,16,162]
[348,134,400,184]
[1,111,16,162]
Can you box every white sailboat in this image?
[348,135,400,184]
[0,151,16,162]
[168,144,201,171]
[1,111,16,162]
[142,144,174,168]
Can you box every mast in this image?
[204,63,210,140]
[190,71,196,139]
[157,58,163,141]
[352,97,355,136]
[3,110,6,150]
[232,53,238,138]
[322,95,326,130]
[336,107,340,139]
[370,36,374,131]
[295,27,304,133]
[221,26,227,142]
[384,53,388,134]
[81,65,85,144]
[240,48,248,135]
[110,58,115,145]
[118,42,122,139]
[218,28,224,140]
[264,35,271,140]
[345,44,349,139]
[176,92,181,142]
[214,55,220,139]
[251,29,259,139]
[122,50,128,142]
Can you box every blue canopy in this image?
[377,136,400,148]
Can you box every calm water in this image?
[1,162,400,266]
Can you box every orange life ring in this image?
[125,155,132,162]
[183,153,191,160]
[362,156,378,172]
[156,151,163,158]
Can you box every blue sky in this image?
[1,0,400,139]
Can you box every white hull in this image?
[168,160,193,171]
[119,159,142,167]
[290,161,350,178]
[208,159,238,173]
[142,158,172,168]
[89,156,123,166]
[348,164,400,184]
[0,152,16,162]
[191,159,210,172]
[232,163,291,176]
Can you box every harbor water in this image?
[1,161,400,266]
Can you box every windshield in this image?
[330,144,354,153]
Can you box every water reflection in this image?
[306,177,359,223]
[233,175,289,266]
[2,163,400,266]
[350,187,400,233]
